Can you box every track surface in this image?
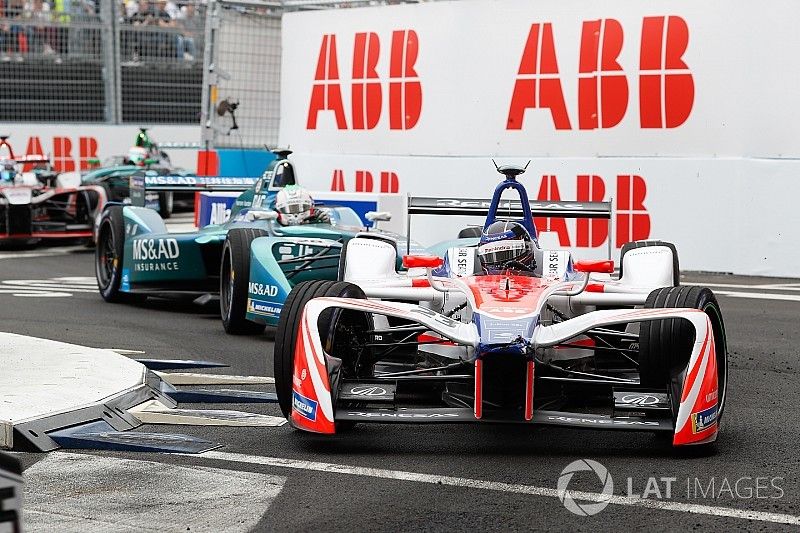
[1,244,799,531]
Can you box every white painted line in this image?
[713,290,800,303]
[197,451,800,526]
[24,452,285,533]
[129,400,286,427]
[155,371,275,385]
[689,282,800,292]
[0,247,85,260]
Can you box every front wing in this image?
[289,297,719,447]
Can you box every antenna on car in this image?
[492,159,499,170]
[524,160,531,170]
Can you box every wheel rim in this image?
[97,222,116,289]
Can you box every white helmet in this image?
[127,146,148,166]
[275,185,314,225]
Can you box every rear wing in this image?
[405,195,614,257]
[129,174,258,207]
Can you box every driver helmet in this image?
[274,185,314,225]
[127,146,148,166]
[477,220,536,273]
[0,162,14,182]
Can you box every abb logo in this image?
[507,16,694,130]
[307,30,421,130]
[535,173,650,248]
[8,136,99,172]
[330,169,399,193]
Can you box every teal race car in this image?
[94,153,428,334]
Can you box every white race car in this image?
[273,164,727,451]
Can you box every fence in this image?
[0,1,206,124]
[1,1,434,146]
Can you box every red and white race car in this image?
[274,164,727,450]
[0,135,106,245]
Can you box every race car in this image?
[82,128,203,218]
[0,135,106,246]
[273,164,727,450]
[94,151,412,335]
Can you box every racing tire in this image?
[95,206,143,303]
[457,226,483,239]
[639,286,728,433]
[274,280,372,422]
[220,228,269,335]
[619,240,680,286]
[158,192,173,219]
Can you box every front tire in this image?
[639,286,728,427]
[220,228,269,335]
[95,206,140,303]
[274,280,372,420]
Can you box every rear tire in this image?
[619,240,680,286]
[158,192,173,219]
[458,226,482,239]
[274,280,372,421]
[640,286,728,425]
[220,228,269,335]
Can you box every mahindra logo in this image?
[348,386,388,397]
[620,394,660,406]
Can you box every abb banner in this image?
[280,1,800,277]
[0,124,200,172]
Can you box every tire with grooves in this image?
[640,285,728,425]
[274,280,370,420]
[95,206,142,303]
[220,228,270,334]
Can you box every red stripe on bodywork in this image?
[474,359,483,419]
[524,360,534,421]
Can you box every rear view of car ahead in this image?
[1,135,105,246]
[274,164,727,451]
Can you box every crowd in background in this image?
[0,0,203,63]
[122,0,203,63]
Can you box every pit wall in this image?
[279,0,800,277]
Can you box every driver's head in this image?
[127,146,148,166]
[274,185,313,226]
[477,220,536,273]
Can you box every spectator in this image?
[152,0,179,59]
[176,0,200,61]
[127,0,153,61]
[1,0,25,62]
[23,0,56,57]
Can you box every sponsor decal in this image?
[345,411,460,419]
[247,298,282,317]
[292,390,318,421]
[620,394,661,406]
[209,202,231,224]
[454,247,473,277]
[691,405,718,434]
[248,282,279,298]
[121,269,131,292]
[143,176,257,187]
[132,238,180,272]
[347,385,388,397]
[705,389,718,403]
[547,415,659,426]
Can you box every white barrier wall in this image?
[0,124,200,171]
[280,0,800,277]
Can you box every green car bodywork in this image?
[96,156,446,329]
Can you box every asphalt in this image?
[1,246,799,532]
